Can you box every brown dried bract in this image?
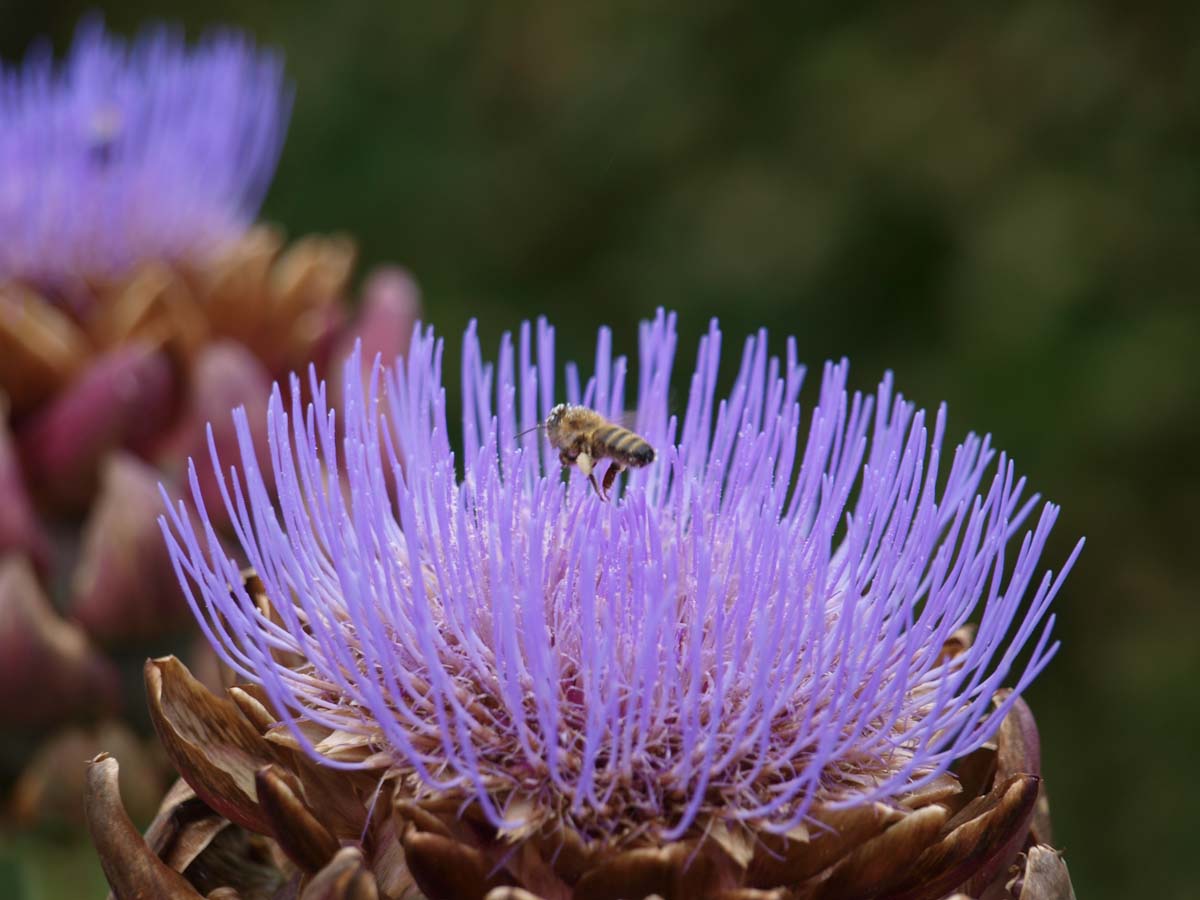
[91,630,1076,900]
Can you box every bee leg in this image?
[601,462,623,499]
[575,451,593,477]
[573,451,605,499]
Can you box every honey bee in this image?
[529,403,655,500]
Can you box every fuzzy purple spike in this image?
[161,311,1083,839]
[0,15,290,290]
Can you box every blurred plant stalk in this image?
[0,16,420,831]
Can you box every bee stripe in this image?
[595,425,623,446]
[614,432,641,454]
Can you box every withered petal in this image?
[260,233,354,374]
[257,765,340,873]
[494,838,573,900]
[230,687,279,735]
[484,889,547,900]
[392,798,455,841]
[1018,845,1076,900]
[896,773,963,810]
[82,264,167,352]
[748,803,904,888]
[813,804,948,899]
[271,235,355,313]
[991,691,1052,846]
[573,840,739,900]
[0,282,87,412]
[90,262,210,362]
[526,821,592,886]
[364,807,419,899]
[707,820,757,869]
[950,744,998,817]
[300,847,381,900]
[142,780,234,876]
[993,692,1041,781]
[199,227,283,361]
[403,827,506,900]
[937,625,976,664]
[392,790,493,851]
[948,691,1050,896]
[879,775,1040,900]
[145,655,280,835]
[86,753,207,900]
[572,843,687,900]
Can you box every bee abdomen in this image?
[593,424,623,447]
[609,430,655,466]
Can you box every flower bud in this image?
[18,344,174,507]
[0,399,50,570]
[0,555,119,727]
[71,453,192,643]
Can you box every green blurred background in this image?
[3,2,1198,898]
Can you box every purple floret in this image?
[0,15,290,288]
[161,310,1082,838]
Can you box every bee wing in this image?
[615,410,643,431]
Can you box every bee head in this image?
[543,403,569,442]
[517,404,566,442]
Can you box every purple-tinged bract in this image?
[0,16,290,288]
[162,311,1082,841]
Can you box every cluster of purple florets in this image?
[0,17,289,288]
[163,310,1080,837]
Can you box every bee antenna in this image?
[515,423,544,439]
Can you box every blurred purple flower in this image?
[0,15,290,289]
[162,310,1082,840]
[0,17,422,846]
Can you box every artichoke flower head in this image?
[91,311,1080,899]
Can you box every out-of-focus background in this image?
[2,3,1197,898]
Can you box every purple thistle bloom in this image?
[0,15,289,288]
[161,310,1082,841]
